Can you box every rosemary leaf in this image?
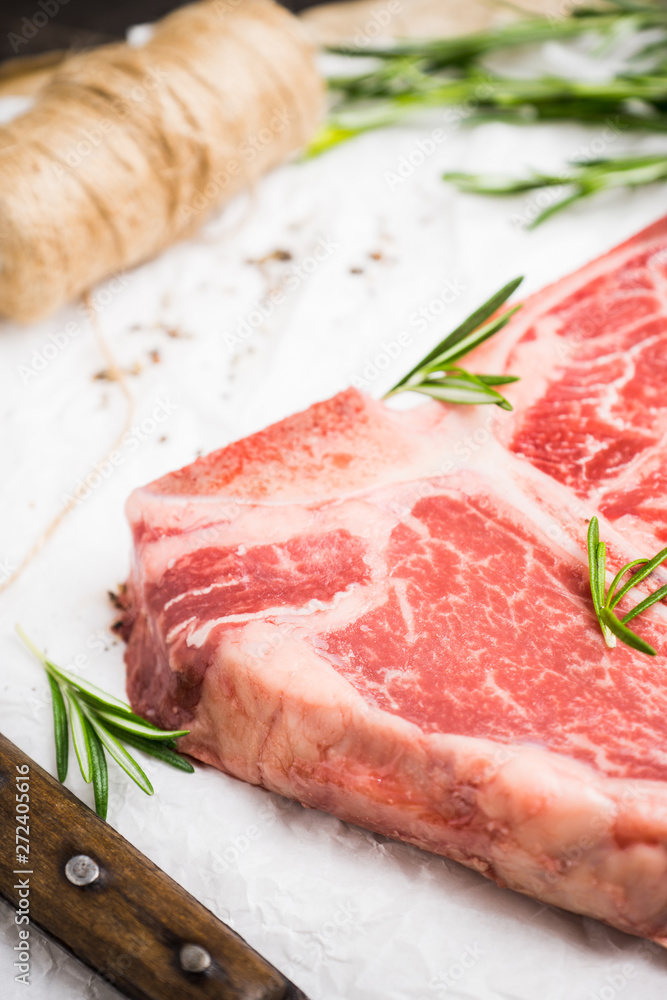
[425,278,523,360]
[596,540,608,610]
[586,517,601,619]
[407,374,512,407]
[77,692,171,732]
[609,544,667,606]
[85,718,109,821]
[527,192,590,229]
[94,708,189,741]
[595,539,616,647]
[442,171,559,196]
[420,305,523,373]
[83,708,154,796]
[391,277,523,392]
[600,607,657,655]
[605,557,647,606]
[622,582,667,622]
[305,123,370,158]
[66,689,93,784]
[476,374,521,385]
[47,673,69,783]
[105,725,195,773]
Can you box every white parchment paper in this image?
[2,45,667,1000]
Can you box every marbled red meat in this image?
[123,216,667,946]
[470,215,667,554]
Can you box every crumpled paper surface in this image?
[3,42,667,1000]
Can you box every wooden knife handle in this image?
[0,732,308,1000]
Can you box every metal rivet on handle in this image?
[65,854,100,886]
[179,943,212,974]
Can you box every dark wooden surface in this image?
[0,732,308,1000]
[0,0,325,61]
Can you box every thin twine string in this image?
[0,299,134,595]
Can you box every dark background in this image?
[0,0,322,61]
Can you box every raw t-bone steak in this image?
[123,217,667,944]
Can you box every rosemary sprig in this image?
[444,153,667,226]
[586,517,667,655]
[309,1,667,157]
[385,276,523,407]
[327,6,667,70]
[17,626,194,820]
[311,72,667,157]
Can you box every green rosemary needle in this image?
[17,626,194,820]
[586,517,667,655]
[444,154,667,227]
[385,276,523,407]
